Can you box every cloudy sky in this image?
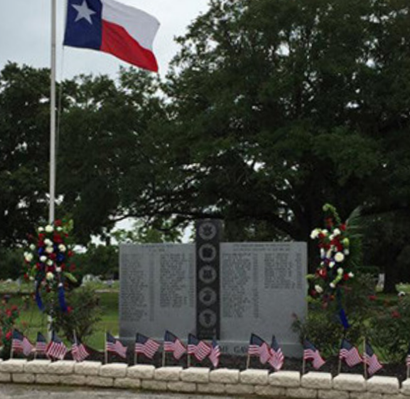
[0,0,209,79]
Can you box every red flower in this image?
[54,220,62,227]
[368,295,377,301]
[343,273,350,281]
[53,234,63,244]
[23,273,29,281]
[68,251,73,257]
[38,233,45,240]
[67,306,73,314]
[69,264,76,272]
[340,224,346,231]
[392,311,401,319]
[5,331,12,341]
[49,253,57,260]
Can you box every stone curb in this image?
[0,360,408,399]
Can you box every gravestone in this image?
[119,233,307,357]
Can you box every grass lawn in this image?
[8,291,119,350]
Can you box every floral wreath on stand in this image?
[23,219,77,315]
[310,204,361,329]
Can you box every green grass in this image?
[7,291,119,350]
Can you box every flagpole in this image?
[105,332,108,365]
[246,354,251,369]
[49,0,57,224]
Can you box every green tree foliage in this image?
[0,63,49,247]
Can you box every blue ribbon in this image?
[35,282,45,312]
[58,284,68,313]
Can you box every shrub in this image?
[368,296,410,363]
[293,273,376,356]
[0,300,20,358]
[52,286,101,343]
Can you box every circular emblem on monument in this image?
[199,287,217,306]
[198,222,217,241]
[198,243,217,262]
[199,309,217,328]
[199,266,217,284]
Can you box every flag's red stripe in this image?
[101,20,158,72]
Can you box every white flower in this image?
[46,272,54,281]
[40,256,47,262]
[45,246,54,254]
[329,261,335,268]
[322,229,329,235]
[45,225,54,233]
[29,244,36,251]
[320,249,325,259]
[29,276,34,281]
[47,260,53,266]
[44,239,52,246]
[58,244,66,252]
[326,250,332,259]
[398,291,406,297]
[348,272,354,278]
[24,253,33,262]
[38,227,44,232]
[333,228,341,236]
[330,283,336,289]
[56,227,63,232]
[315,285,323,294]
[344,249,350,255]
[335,252,345,263]
[310,229,321,239]
[337,268,344,275]
[55,267,62,273]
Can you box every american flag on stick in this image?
[364,342,382,376]
[46,332,67,360]
[12,330,34,357]
[35,332,47,355]
[106,332,127,359]
[339,339,362,368]
[71,335,89,362]
[187,334,211,362]
[303,340,325,370]
[269,335,284,371]
[135,333,160,359]
[164,331,186,360]
[248,334,271,364]
[208,339,221,368]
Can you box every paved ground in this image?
[0,385,239,399]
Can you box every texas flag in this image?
[64,0,160,72]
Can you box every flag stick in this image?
[187,353,191,368]
[302,355,306,375]
[104,332,108,365]
[10,329,14,359]
[337,356,342,375]
[162,349,166,367]
[363,339,367,380]
[246,354,251,369]
[134,351,138,365]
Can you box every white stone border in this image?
[0,359,406,398]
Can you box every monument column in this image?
[195,219,223,339]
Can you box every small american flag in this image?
[135,333,160,359]
[106,332,127,358]
[46,332,67,360]
[339,339,362,367]
[269,335,284,371]
[406,344,410,368]
[12,330,33,357]
[164,330,186,360]
[187,334,211,362]
[208,339,221,368]
[248,334,271,364]
[303,339,325,370]
[35,332,47,355]
[364,342,382,376]
[71,336,89,362]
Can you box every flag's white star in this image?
[72,0,96,24]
